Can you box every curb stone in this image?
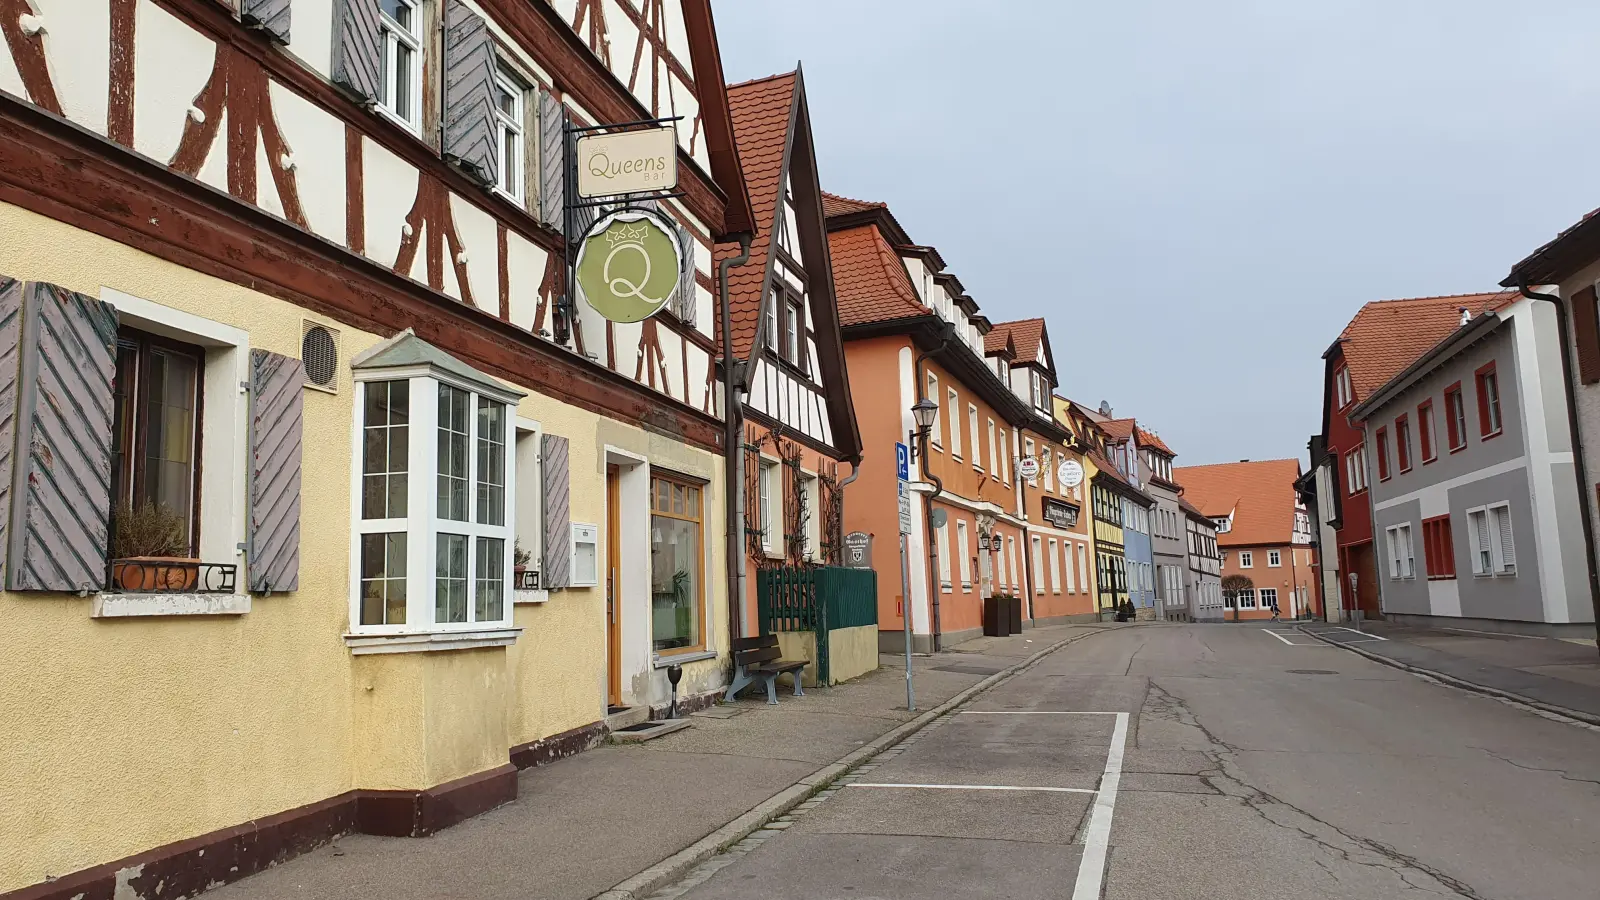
[588,623,1135,900]
[1296,626,1600,727]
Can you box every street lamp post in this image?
[899,397,939,711]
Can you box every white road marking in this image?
[1262,629,1297,645]
[1334,627,1387,640]
[959,710,1117,715]
[847,782,1097,794]
[1073,712,1129,900]
[1443,626,1540,639]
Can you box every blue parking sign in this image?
[895,442,910,481]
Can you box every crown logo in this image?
[606,222,649,247]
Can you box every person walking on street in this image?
[1270,596,1281,623]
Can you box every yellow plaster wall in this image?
[0,201,727,891]
[827,624,880,685]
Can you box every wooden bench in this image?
[724,634,808,704]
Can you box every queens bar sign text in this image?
[576,126,679,198]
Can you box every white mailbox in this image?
[570,523,599,587]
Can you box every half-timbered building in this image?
[716,70,861,642]
[0,0,753,895]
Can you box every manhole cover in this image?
[1287,669,1339,675]
[934,664,1005,676]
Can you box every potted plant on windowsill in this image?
[513,539,536,590]
[111,501,198,592]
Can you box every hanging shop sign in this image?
[574,208,684,323]
[1042,496,1080,529]
[1058,458,1084,488]
[1017,456,1040,482]
[576,126,678,198]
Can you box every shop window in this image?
[650,473,704,653]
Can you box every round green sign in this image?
[574,209,683,324]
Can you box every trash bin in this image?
[983,597,1007,636]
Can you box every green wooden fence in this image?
[756,566,878,684]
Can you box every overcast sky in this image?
[713,1,1600,466]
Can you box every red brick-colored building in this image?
[1174,459,1320,621]
[1316,293,1517,619]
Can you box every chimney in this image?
[1459,306,1470,327]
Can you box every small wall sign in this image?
[1058,458,1084,488]
[1042,497,1080,529]
[1018,456,1040,482]
[844,532,873,569]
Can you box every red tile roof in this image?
[1337,291,1518,404]
[828,224,931,326]
[821,191,884,219]
[989,318,1046,365]
[1174,459,1302,547]
[982,326,1015,358]
[1100,418,1136,442]
[1136,427,1174,457]
[712,72,796,358]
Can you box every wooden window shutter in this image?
[331,0,382,104]
[1573,285,1600,384]
[540,433,570,589]
[674,221,697,327]
[0,278,21,582]
[537,88,567,231]
[248,350,304,592]
[5,283,118,592]
[241,0,292,44]
[442,0,498,187]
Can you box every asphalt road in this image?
[649,623,1600,900]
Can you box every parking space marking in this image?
[847,782,1098,794]
[959,710,1118,716]
[1262,629,1297,645]
[1332,627,1388,641]
[1073,712,1129,900]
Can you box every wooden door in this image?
[606,465,622,708]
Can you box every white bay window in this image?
[347,333,524,652]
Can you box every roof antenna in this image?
[1459,306,1470,327]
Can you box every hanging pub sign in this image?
[1058,458,1085,489]
[574,208,684,323]
[1042,496,1080,529]
[1017,456,1040,482]
[576,126,678,198]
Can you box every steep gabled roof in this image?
[1334,292,1518,404]
[828,224,932,326]
[1101,418,1137,442]
[821,191,884,219]
[1136,427,1174,457]
[1503,206,1600,287]
[982,326,1016,359]
[713,72,796,358]
[1173,459,1302,547]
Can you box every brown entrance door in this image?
[606,465,622,708]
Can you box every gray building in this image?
[1352,297,1591,636]
[1182,496,1224,621]
[1138,431,1190,622]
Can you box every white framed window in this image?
[758,459,780,555]
[1048,538,1061,594]
[1239,551,1253,568]
[999,427,1010,484]
[987,418,998,479]
[763,291,779,351]
[1076,543,1087,594]
[785,300,802,364]
[1467,504,1516,575]
[1031,535,1045,595]
[927,372,942,447]
[512,418,543,594]
[801,471,820,560]
[1385,523,1415,579]
[937,520,952,592]
[378,0,424,130]
[1268,549,1281,567]
[947,388,962,458]
[493,68,526,201]
[1236,588,1256,609]
[1042,447,1054,492]
[957,519,972,589]
[1260,587,1278,611]
[969,405,983,471]
[350,366,520,640]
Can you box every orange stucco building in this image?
[1176,459,1322,621]
[826,196,1092,650]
